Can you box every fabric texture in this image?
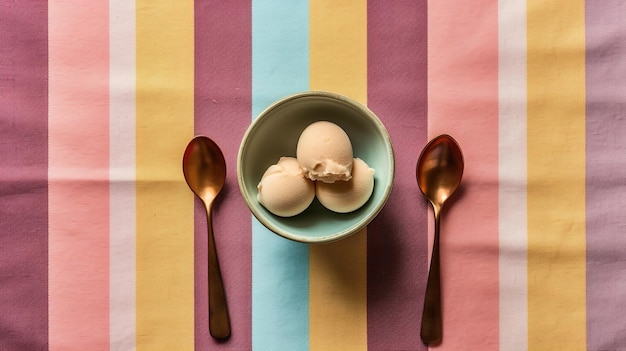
[1,0,625,350]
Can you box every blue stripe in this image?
[251,1,309,350]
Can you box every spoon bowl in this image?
[183,136,231,339]
[416,134,464,345]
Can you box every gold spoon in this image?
[183,136,231,339]
[416,134,464,345]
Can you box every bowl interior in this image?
[238,92,394,242]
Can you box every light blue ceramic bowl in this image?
[237,91,394,243]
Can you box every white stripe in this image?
[498,0,528,350]
[110,0,136,350]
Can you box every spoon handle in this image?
[420,208,442,345]
[205,205,231,339]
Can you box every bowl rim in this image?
[237,90,395,243]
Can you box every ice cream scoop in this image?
[316,157,375,213]
[296,121,353,183]
[257,157,316,217]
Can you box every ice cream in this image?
[315,157,375,213]
[258,120,376,217]
[257,157,316,217]
[296,121,353,183]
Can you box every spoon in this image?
[416,134,464,345]
[183,136,231,339]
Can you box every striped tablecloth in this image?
[1,1,625,350]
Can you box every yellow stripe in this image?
[527,2,586,349]
[309,1,368,350]
[136,1,195,349]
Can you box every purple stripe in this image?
[0,1,49,350]
[366,1,428,349]
[585,1,626,349]
[194,2,252,349]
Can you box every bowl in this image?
[237,91,394,243]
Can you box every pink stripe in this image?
[427,1,499,349]
[585,1,626,348]
[0,1,49,349]
[366,0,429,349]
[48,1,110,350]
[194,1,252,349]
